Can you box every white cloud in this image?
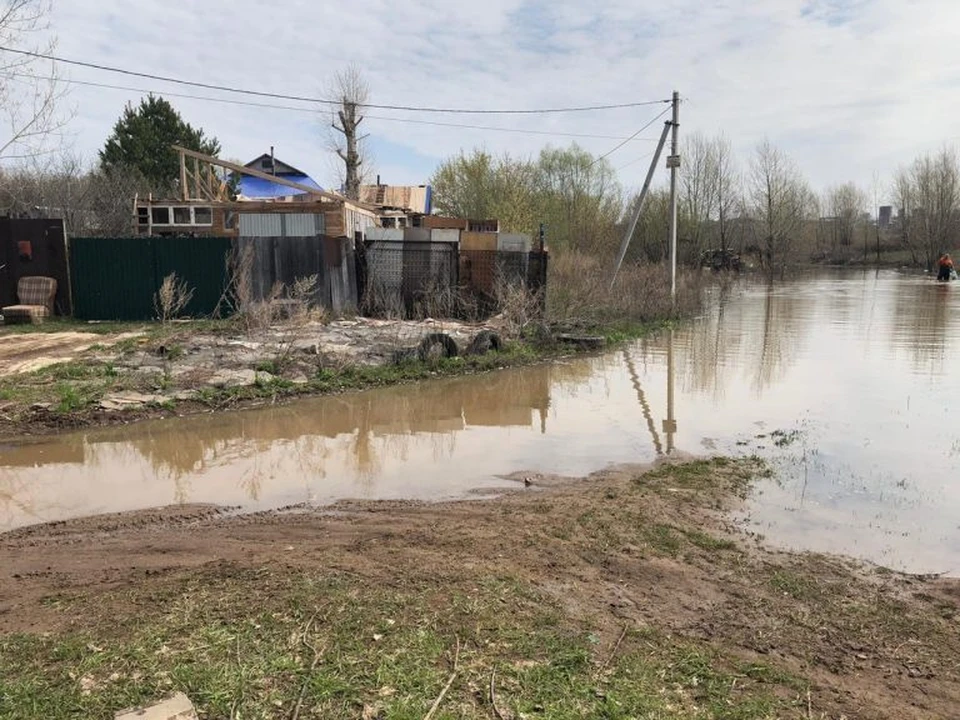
[25,0,960,200]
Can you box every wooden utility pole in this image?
[667,91,680,303]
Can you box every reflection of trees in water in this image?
[891,282,951,373]
[641,278,811,400]
[750,281,812,395]
[76,360,595,502]
[679,281,744,401]
[0,472,40,528]
[1,438,88,527]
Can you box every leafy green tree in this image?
[430,144,622,251]
[99,95,221,191]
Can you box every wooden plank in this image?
[192,157,201,200]
[173,145,348,204]
[179,153,188,201]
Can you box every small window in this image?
[137,207,149,226]
[151,207,170,224]
[261,158,273,170]
[193,207,212,225]
[173,207,191,224]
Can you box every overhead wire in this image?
[0,44,671,115]
[617,151,656,172]
[7,71,662,143]
[588,105,672,169]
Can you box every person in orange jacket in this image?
[937,253,954,281]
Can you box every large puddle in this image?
[3,270,960,574]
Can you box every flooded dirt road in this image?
[3,269,959,574]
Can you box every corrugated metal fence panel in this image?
[70,237,230,321]
[239,213,326,238]
[153,236,232,317]
[70,237,157,320]
[282,214,325,237]
[239,214,282,237]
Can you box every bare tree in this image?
[680,132,719,261]
[0,0,67,160]
[326,65,371,200]
[714,134,740,255]
[823,182,867,256]
[891,165,919,264]
[748,140,814,273]
[891,150,960,268]
[677,133,741,262]
[0,154,163,236]
[0,153,81,219]
[898,148,960,268]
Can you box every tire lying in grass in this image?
[417,333,459,362]
[466,330,503,356]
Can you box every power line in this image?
[589,106,672,168]
[8,71,662,143]
[364,115,661,141]
[616,151,656,172]
[0,44,672,115]
[593,107,672,165]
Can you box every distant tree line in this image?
[431,136,960,274]
[1,24,957,274]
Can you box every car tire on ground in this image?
[466,330,503,356]
[417,333,459,362]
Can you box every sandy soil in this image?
[0,330,142,375]
[2,459,958,719]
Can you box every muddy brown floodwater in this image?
[3,269,960,575]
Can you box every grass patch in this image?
[643,523,683,556]
[768,570,821,602]
[0,569,807,720]
[682,528,737,552]
[638,456,766,499]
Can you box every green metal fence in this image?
[69,236,232,321]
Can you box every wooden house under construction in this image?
[133,146,380,239]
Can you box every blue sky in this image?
[12,0,960,199]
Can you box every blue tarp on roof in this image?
[238,174,323,199]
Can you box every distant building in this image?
[235,150,324,200]
[879,205,893,228]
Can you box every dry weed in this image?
[547,251,702,328]
[153,272,195,324]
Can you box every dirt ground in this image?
[0,329,143,375]
[2,458,958,719]
[0,318,524,440]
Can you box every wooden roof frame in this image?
[172,145,378,211]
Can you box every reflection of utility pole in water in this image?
[622,349,663,455]
[662,329,677,454]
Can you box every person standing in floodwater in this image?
[938,253,954,282]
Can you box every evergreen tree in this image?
[99,95,221,191]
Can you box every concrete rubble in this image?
[85,317,506,411]
[115,692,198,720]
